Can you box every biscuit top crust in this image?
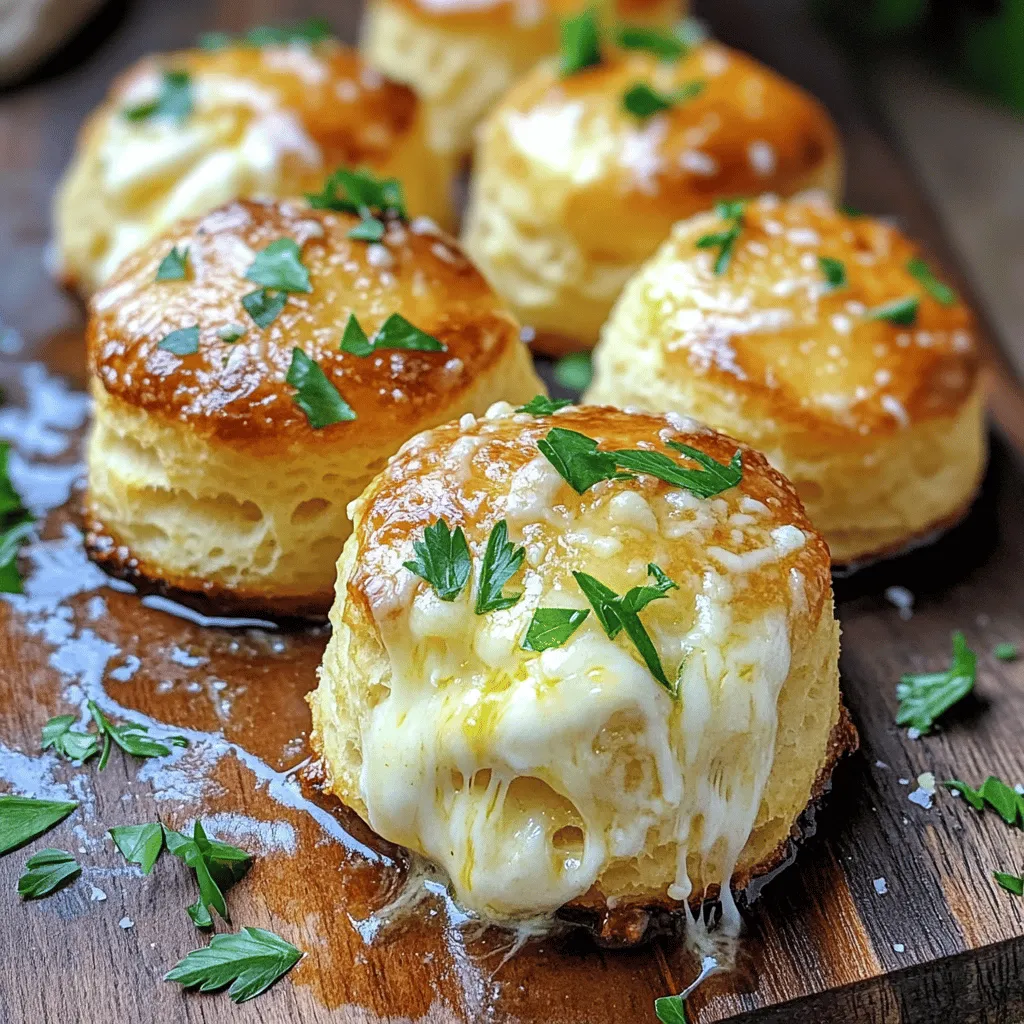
[87,199,521,447]
[93,41,418,169]
[388,0,671,31]
[349,403,832,631]
[486,42,838,259]
[633,196,980,436]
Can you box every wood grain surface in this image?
[1,2,1023,1023]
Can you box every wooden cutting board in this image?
[1,1,1022,1022]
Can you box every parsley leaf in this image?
[41,715,99,763]
[522,608,590,652]
[944,776,1024,827]
[613,443,742,498]
[0,443,34,595]
[165,926,303,1003]
[622,80,704,120]
[157,325,200,356]
[0,795,77,855]
[537,427,631,494]
[306,167,406,221]
[868,296,919,326]
[109,822,165,874]
[907,257,957,306]
[123,70,194,124]
[245,239,312,294]
[475,521,525,614]
[517,395,573,416]
[573,565,677,693]
[241,288,287,329]
[560,7,602,76]
[819,256,847,290]
[285,349,356,428]
[203,18,333,49]
[994,642,1018,661]
[403,520,471,602]
[553,352,593,392]
[17,848,80,899]
[655,994,688,1024]
[348,217,385,242]
[340,314,373,356]
[165,821,252,927]
[156,246,189,281]
[616,24,688,60]
[87,701,186,771]
[896,631,975,734]
[339,313,445,356]
[995,871,1024,896]
[696,199,746,275]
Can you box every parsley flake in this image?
[17,848,80,899]
[0,795,77,855]
[241,288,287,329]
[896,631,975,734]
[613,442,742,498]
[655,994,688,1024]
[164,926,302,1003]
[995,871,1024,896]
[164,821,251,927]
[403,520,471,602]
[868,296,919,326]
[202,18,333,50]
[307,167,406,221]
[994,642,1018,661]
[87,701,186,771]
[560,7,602,76]
[907,257,957,306]
[475,521,525,614]
[41,715,99,763]
[109,822,165,874]
[340,314,373,357]
[123,70,193,124]
[537,427,631,495]
[819,256,847,291]
[157,325,200,356]
[522,608,590,652]
[348,217,385,242]
[156,246,189,281]
[615,24,688,60]
[622,80,704,120]
[245,239,312,294]
[696,199,746,275]
[553,352,593,392]
[339,313,445,356]
[944,776,1024,827]
[517,395,573,416]
[285,349,356,428]
[0,441,34,595]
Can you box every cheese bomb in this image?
[54,32,455,296]
[587,196,986,566]
[462,36,841,353]
[84,197,543,617]
[360,0,682,160]
[309,403,855,933]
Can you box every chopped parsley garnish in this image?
[306,167,406,245]
[819,256,847,291]
[244,239,312,294]
[241,288,287,329]
[164,926,303,1004]
[622,80,704,120]
[655,994,689,1024]
[559,7,602,76]
[17,848,80,899]
[553,352,593,392]
[615,24,688,60]
[573,564,678,693]
[995,871,1024,896]
[403,520,471,602]
[896,631,975,734]
[340,314,373,356]
[944,776,1024,826]
[201,18,333,50]
[165,821,251,928]
[696,199,746,275]
[42,715,99,763]
[217,323,245,344]
[907,257,957,306]
[347,218,385,242]
[157,325,200,356]
[994,642,1018,661]
[475,521,525,614]
[339,313,445,357]
[522,608,590,652]
[109,822,164,874]
[0,795,77,855]
[613,442,742,498]
[868,296,919,326]
[285,349,356,428]
[123,70,194,124]
[156,246,189,281]
[0,442,35,595]
[537,427,631,495]
[517,395,573,416]
[87,701,187,771]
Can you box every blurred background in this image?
[0,0,1021,376]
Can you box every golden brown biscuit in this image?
[361,0,682,160]
[462,38,842,353]
[84,197,543,616]
[54,36,455,296]
[587,195,986,565]
[309,403,854,928]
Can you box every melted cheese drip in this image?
[358,444,800,924]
